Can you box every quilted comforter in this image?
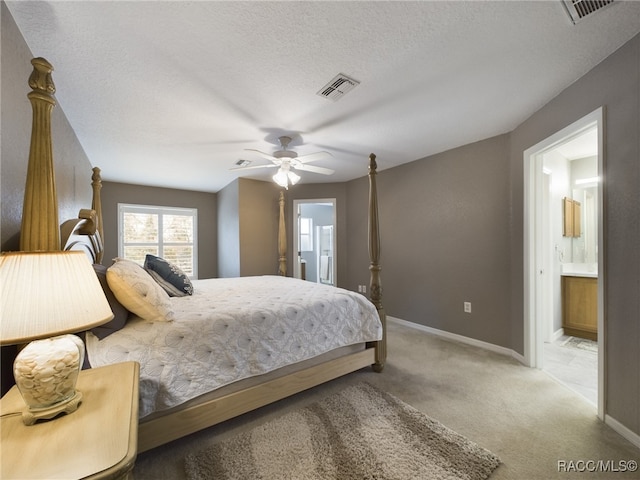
[86,276,382,418]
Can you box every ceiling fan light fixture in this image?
[288,170,301,185]
[273,168,289,188]
[273,165,300,189]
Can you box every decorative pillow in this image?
[144,254,193,297]
[106,258,175,322]
[90,264,130,339]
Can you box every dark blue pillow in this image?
[144,254,193,297]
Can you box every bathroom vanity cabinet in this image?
[562,275,597,340]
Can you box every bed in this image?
[19,57,387,453]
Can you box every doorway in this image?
[292,199,337,285]
[523,107,604,418]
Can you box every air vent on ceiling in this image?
[317,73,360,101]
[562,0,615,24]
[235,159,251,167]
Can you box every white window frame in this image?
[299,217,313,252]
[118,203,198,278]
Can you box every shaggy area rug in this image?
[184,382,501,479]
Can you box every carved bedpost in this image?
[278,190,287,276]
[20,58,60,252]
[368,154,387,372]
[91,167,104,263]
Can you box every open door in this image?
[292,199,336,285]
[524,107,604,418]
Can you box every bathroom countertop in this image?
[561,263,598,278]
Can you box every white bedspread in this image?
[86,276,382,418]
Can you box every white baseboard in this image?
[388,316,526,365]
[387,316,640,449]
[605,415,640,449]
[551,328,565,343]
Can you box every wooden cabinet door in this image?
[562,276,597,340]
[563,198,582,237]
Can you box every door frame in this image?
[292,198,337,284]
[523,107,605,419]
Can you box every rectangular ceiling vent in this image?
[235,159,251,167]
[562,0,615,24]
[317,73,360,101]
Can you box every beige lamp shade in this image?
[0,251,114,345]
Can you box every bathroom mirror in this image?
[571,184,597,264]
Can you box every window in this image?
[300,217,313,252]
[118,204,198,278]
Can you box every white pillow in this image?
[106,258,175,322]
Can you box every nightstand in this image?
[1,361,139,479]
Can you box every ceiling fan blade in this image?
[244,149,278,162]
[294,164,335,175]
[230,163,279,172]
[296,151,332,164]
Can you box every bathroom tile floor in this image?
[543,335,597,406]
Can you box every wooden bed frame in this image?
[20,57,387,453]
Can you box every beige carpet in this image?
[184,382,501,480]
[133,320,640,479]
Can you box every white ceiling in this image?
[7,1,640,193]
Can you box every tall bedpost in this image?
[91,167,105,264]
[20,58,59,252]
[368,154,386,372]
[278,190,287,276]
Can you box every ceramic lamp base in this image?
[21,390,83,426]
[13,334,85,426]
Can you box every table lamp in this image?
[0,251,114,425]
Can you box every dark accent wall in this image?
[100,181,217,279]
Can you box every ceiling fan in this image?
[231,136,334,188]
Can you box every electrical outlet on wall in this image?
[464,302,472,313]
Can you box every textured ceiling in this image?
[6,1,640,192]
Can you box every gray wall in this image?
[342,33,640,437]
[101,181,217,279]
[218,177,280,278]
[1,2,93,252]
[345,136,512,347]
[239,178,281,277]
[509,33,640,437]
[217,179,241,277]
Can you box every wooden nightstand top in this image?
[1,361,139,480]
